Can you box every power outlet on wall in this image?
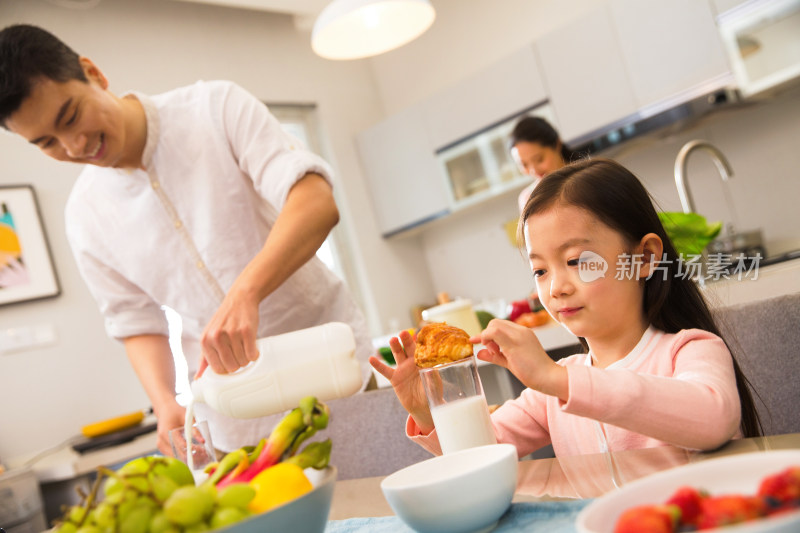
[0,324,57,355]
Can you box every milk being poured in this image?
[180,323,362,476]
[183,400,195,472]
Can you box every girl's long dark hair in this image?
[518,158,762,438]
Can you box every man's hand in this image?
[155,402,186,456]
[199,287,260,374]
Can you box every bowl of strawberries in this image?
[576,450,800,533]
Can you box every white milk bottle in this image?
[190,322,363,419]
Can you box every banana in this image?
[81,410,145,438]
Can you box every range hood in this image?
[569,77,741,155]
[571,0,800,155]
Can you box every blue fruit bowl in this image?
[217,466,336,533]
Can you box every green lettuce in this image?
[658,212,722,258]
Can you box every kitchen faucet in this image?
[673,139,765,264]
[674,139,734,215]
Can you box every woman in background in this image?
[510,116,578,211]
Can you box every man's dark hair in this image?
[0,24,87,127]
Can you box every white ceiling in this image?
[169,0,330,17]
[168,0,331,30]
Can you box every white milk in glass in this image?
[430,395,497,454]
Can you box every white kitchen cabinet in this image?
[356,105,450,237]
[717,0,800,98]
[422,44,548,150]
[435,103,557,209]
[610,0,732,108]
[710,0,752,17]
[536,7,638,143]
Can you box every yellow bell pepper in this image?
[248,463,312,514]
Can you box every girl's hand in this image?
[369,330,435,432]
[473,319,568,401]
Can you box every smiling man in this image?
[6,57,145,168]
[0,24,374,455]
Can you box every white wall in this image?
[368,0,608,115]
[615,88,800,255]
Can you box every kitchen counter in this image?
[701,256,800,308]
[13,421,159,524]
[13,419,158,484]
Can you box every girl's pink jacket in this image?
[408,327,743,457]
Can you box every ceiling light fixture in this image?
[311,0,436,60]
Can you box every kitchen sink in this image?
[760,249,800,267]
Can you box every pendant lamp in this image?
[312,0,436,60]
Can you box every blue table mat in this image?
[325,499,591,533]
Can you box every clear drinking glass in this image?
[169,419,215,483]
[420,356,497,454]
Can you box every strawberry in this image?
[665,486,706,526]
[696,494,766,529]
[757,466,800,506]
[613,504,678,533]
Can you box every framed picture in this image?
[0,185,61,306]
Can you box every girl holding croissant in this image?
[370,158,761,458]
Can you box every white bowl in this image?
[576,450,800,533]
[381,444,518,533]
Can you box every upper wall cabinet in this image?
[536,7,638,143]
[356,105,449,237]
[610,0,732,108]
[710,0,752,16]
[421,45,548,150]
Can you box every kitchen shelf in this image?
[436,102,558,212]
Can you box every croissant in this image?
[414,322,474,368]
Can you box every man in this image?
[0,24,374,454]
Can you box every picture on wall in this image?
[0,185,61,306]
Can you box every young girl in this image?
[370,158,761,458]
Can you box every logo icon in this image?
[578,251,607,282]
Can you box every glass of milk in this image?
[420,356,497,454]
[169,419,215,483]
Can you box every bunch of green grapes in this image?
[52,455,256,533]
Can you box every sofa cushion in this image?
[713,292,800,436]
[315,388,433,480]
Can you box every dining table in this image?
[323,432,800,532]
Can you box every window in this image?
[271,104,346,279]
